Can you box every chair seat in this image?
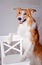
[4,54,30,65]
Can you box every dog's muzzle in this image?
[18,17,26,24]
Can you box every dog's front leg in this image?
[20,41,34,62]
[20,48,28,61]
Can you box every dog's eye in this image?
[19,12,21,14]
[24,13,26,15]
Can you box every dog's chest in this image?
[17,22,32,46]
[17,22,31,39]
[17,22,36,51]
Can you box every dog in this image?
[16,8,42,65]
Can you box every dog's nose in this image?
[18,17,22,20]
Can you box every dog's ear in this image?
[13,8,21,11]
[27,8,36,14]
[29,8,36,14]
[30,8,36,14]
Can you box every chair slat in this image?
[4,41,22,55]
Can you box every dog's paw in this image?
[20,55,26,62]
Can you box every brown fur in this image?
[27,9,42,64]
[31,27,42,63]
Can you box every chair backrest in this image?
[0,35,23,65]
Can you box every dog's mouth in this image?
[18,19,26,24]
[22,19,26,23]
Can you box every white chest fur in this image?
[17,22,36,52]
[17,22,31,37]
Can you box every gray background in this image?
[0,0,42,65]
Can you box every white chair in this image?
[0,35,30,65]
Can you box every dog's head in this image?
[14,8,36,24]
